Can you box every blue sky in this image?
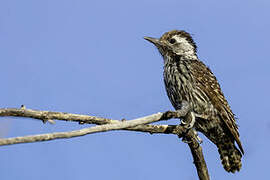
[0,0,269,179]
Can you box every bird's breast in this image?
[163,62,193,110]
[163,61,209,114]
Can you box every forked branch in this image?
[0,101,209,180]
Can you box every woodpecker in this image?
[144,30,243,173]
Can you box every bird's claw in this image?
[182,136,192,143]
[181,129,203,144]
[181,111,195,129]
[193,129,203,144]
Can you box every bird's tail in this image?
[217,138,242,173]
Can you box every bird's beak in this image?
[144,37,161,46]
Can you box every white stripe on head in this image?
[171,35,197,59]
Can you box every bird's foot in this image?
[181,111,195,129]
[193,129,203,144]
[182,136,192,143]
[181,129,203,144]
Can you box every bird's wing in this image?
[188,60,244,154]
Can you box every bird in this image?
[144,30,243,173]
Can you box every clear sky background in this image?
[0,0,269,179]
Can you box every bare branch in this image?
[0,102,190,134]
[0,107,180,134]
[175,126,210,180]
[0,102,190,146]
[0,107,115,125]
[0,102,209,180]
[0,112,165,146]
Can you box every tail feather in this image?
[217,140,242,173]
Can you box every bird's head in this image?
[144,30,197,60]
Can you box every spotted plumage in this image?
[144,30,243,173]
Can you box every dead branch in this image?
[0,113,171,146]
[174,126,210,180]
[0,101,209,180]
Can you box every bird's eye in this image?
[169,38,176,44]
